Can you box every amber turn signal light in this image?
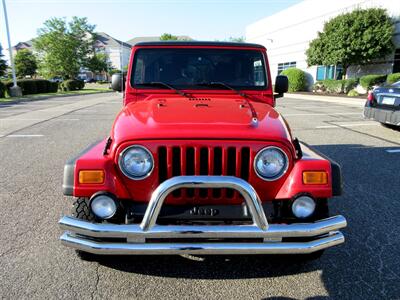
[79,170,105,184]
[303,171,328,185]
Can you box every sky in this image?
[0,0,301,50]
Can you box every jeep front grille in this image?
[158,145,251,200]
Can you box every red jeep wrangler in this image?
[59,41,346,259]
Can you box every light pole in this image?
[2,0,22,97]
[119,43,124,95]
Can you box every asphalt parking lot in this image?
[0,93,399,299]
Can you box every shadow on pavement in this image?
[96,144,400,298]
[96,254,321,279]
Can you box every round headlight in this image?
[119,145,154,180]
[90,194,117,219]
[254,146,288,180]
[292,196,316,219]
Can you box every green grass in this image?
[0,88,112,103]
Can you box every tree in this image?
[15,49,38,77]
[87,52,110,74]
[228,36,245,42]
[0,44,7,77]
[160,33,179,41]
[306,8,394,78]
[34,17,96,79]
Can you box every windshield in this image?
[132,48,267,89]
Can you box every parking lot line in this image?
[6,134,44,137]
[291,105,354,109]
[284,112,360,116]
[316,123,379,129]
[0,118,79,121]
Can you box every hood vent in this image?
[189,97,211,101]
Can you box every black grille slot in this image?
[158,147,167,184]
[172,147,181,197]
[186,147,195,197]
[213,147,222,198]
[226,147,236,198]
[199,147,209,198]
[172,147,181,176]
[240,147,250,181]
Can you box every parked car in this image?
[364,80,400,127]
[84,78,97,83]
[49,76,63,83]
[59,41,347,261]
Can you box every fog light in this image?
[292,196,316,218]
[90,194,117,219]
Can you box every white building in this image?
[246,0,400,89]
[94,32,131,71]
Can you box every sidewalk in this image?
[0,89,113,106]
[284,93,366,107]
[0,93,119,137]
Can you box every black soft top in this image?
[134,41,265,49]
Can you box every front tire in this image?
[72,197,97,261]
[73,197,95,221]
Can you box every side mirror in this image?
[111,73,125,92]
[274,75,288,98]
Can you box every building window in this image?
[316,65,343,80]
[277,61,296,74]
[253,59,265,86]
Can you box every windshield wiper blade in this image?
[198,82,258,125]
[138,82,189,97]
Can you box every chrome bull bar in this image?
[59,176,347,255]
[141,176,268,231]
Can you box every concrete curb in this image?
[0,90,114,106]
[284,93,366,107]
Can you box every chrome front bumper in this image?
[59,176,347,255]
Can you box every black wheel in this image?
[72,197,97,261]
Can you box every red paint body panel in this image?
[111,96,291,146]
[73,139,131,199]
[71,43,335,205]
[73,140,333,203]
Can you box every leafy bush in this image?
[313,78,359,94]
[50,82,59,92]
[280,68,307,92]
[359,74,387,90]
[347,89,359,97]
[343,78,358,93]
[60,79,85,91]
[33,79,50,93]
[387,73,400,84]
[0,81,6,98]
[4,79,59,95]
[8,79,38,94]
[313,81,326,93]
[322,79,343,93]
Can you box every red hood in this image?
[111,95,292,144]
